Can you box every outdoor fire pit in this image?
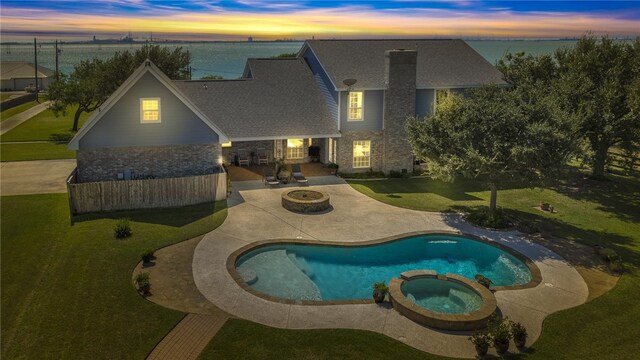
[281,190,330,213]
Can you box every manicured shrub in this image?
[49,132,74,142]
[141,248,154,264]
[466,208,511,229]
[135,272,151,295]
[510,321,528,348]
[114,218,132,239]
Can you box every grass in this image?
[1,194,227,360]
[0,93,13,101]
[199,319,453,360]
[0,142,76,162]
[1,105,89,142]
[0,101,39,122]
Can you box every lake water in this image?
[1,40,578,80]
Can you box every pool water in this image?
[402,277,482,314]
[235,234,532,301]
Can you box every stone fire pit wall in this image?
[281,190,331,213]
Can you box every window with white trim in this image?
[347,91,363,120]
[352,140,371,168]
[140,98,161,123]
[287,138,305,159]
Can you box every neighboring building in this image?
[0,61,54,91]
[69,39,505,183]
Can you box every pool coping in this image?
[388,270,497,331]
[226,230,542,306]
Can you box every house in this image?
[69,39,505,184]
[1,61,53,91]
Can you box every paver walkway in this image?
[193,177,589,359]
[0,101,50,135]
[146,314,228,360]
[0,159,76,196]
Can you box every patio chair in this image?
[264,168,280,186]
[257,148,269,165]
[238,150,250,167]
[291,164,308,184]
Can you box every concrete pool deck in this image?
[193,177,589,358]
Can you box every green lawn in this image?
[0,93,12,101]
[0,142,76,162]
[1,194,227,360]
[0,101,39,122]
[0,105,89,142]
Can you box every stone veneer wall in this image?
[336,130,383,173]
[77,143,222,182]
[382,50,417,173]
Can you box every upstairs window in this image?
[348,91,363,121]
[140,98,161,123]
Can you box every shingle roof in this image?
[174,58,339,140]
[303,39,506,90]
[1,61,54,80]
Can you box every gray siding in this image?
[416,89,435,118]
[339,90,384,132]
[79,72,219,149]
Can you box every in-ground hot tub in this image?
[282,190,330,213]
[389,270,497,331]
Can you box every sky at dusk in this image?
[1,1,639,42]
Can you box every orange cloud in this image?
[1,6,638,40]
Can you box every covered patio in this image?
[226,162,334,182]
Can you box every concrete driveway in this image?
[0,159,75,196]
[193,177,588,358]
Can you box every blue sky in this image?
[1,1,639,41]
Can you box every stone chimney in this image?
[383,49,417,174]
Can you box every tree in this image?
[553,35,640,179]
[273,52,297,58]
[406,86,575,212]
[48,45,190,132]
[201,74,224,80]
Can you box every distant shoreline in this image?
[2,37,636,46]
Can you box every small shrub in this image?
[135,272,151,294]
[388,170,410,178]
[516,220,540,234]
[327,162,339,169]
[466,208,511,229]
[469,331,491,356]
[338,171,386,179]
[141,248,154,263]
[49,132,74,142]
[488,315,512,354]
[510,321,528,348]
[114,218,132,239]
[373,281,389,293]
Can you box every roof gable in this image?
[68,60,228,150]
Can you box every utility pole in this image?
[34,37,39,103]
[55,40,60,81]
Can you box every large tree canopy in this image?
[407,86,575,211]
[499,35,640,179]
[48,45,190,131]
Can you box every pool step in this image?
[287,252,315,279]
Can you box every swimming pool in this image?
[234,234,534,301]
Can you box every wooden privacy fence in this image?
[67,169,227,215]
